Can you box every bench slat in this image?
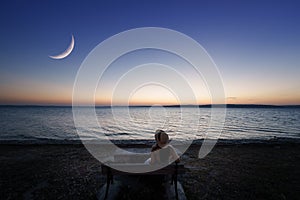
[102,163,185,175]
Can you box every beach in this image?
[1,140,299,200]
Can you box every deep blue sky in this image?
[0,0,299,105]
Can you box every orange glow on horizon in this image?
[1,83,299,106]
[1,97,300,106]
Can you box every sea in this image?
[0,106,299,144]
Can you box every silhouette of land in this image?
[1,104,300,108]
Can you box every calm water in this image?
[0,106,299,143]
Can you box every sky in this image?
[0,0,299,105]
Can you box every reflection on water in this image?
[0,106,299,141]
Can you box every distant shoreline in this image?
[1,104,300,108]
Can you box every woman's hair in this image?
[155,129,169,145]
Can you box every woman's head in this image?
[155,129,169,146]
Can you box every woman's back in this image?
[158,146,171,164]
[147,130,180,165]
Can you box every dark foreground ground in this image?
[0,142,299,200]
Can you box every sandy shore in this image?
[0,141,299,200]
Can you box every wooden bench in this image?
[101,162,185,200]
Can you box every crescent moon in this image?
[49,35,75,59]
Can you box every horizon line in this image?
[1,104,300,108]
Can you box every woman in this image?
[145,129,180,165]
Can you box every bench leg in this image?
[104,173,110,199]
[174,162,179,200]
[104,171,114,200]
[174,174,178,200]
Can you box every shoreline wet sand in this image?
[1,140,299,200]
